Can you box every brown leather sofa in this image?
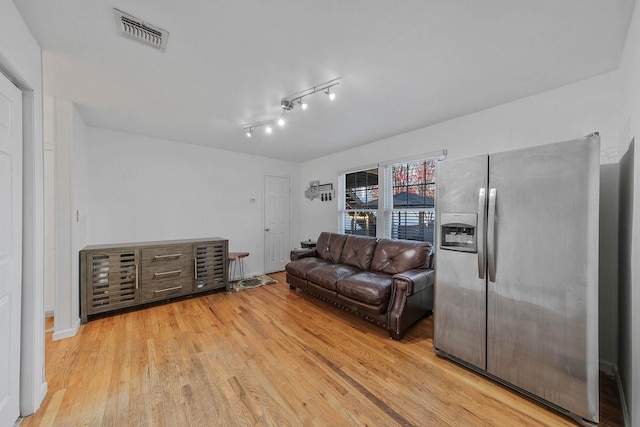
[285,232,434,340]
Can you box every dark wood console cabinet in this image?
[80,237,228,323]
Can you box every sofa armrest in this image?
[388,268,434,340]
[391,268,434,295]
[290,248,318,261]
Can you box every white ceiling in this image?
[14,0,636,162]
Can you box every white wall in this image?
[72,105,88,321]
[43,96,55,316]
[617,1,640,424]
[51,99,88,340]
[0,0,46,416]
[599,163,620,373]
[86,128,300,279]
[617,140,634,426]
[52,99,72,338]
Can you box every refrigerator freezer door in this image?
[486,137,600,423]
[434,154,489,370]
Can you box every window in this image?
[384,156,443,247]
[339,167,378,237]
[338,152,445,245]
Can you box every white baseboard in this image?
[51,317,80,341]
[35,382,48,416]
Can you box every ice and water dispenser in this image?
[439,213,477,253]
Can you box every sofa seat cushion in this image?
[337,271,392,306]
[370,238,431,275]
[285,257,331,279]
[307,264,362,291]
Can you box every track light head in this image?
[265,125,273,134]
[326,88,336,101]
[299,98,308,110]
[277,118,285,126]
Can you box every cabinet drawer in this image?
[141,261,193,283]
[141,244,193,282]
[140,277,192,301]
[141,244,193,263]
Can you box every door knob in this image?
[265,228,270,232]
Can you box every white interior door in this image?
[0,71,23,426]
[264,176,290,273]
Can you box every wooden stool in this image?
[228,252,249,281]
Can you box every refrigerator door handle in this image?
[477,188,487,279]
[487,188,497,282]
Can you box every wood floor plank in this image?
[21,271,623,426]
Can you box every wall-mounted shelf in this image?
[305,180,334,201]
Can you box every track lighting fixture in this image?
[281,77,341,112]
[242,120,275,138]
[241,77,341,138]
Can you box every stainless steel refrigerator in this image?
[433,135,600,425]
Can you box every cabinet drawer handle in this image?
[154,285,183,294]
[153,269,182,277]
[154,253,182,260]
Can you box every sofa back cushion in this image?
[340,235,378,271]
[370,239,431,274]
[316,232,348,263]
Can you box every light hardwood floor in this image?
[22,271,623,426]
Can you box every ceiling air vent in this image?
[113,8,169,51]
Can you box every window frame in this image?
[338,164,380,238]
[338,150,446,244]
[381,151,446,246]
